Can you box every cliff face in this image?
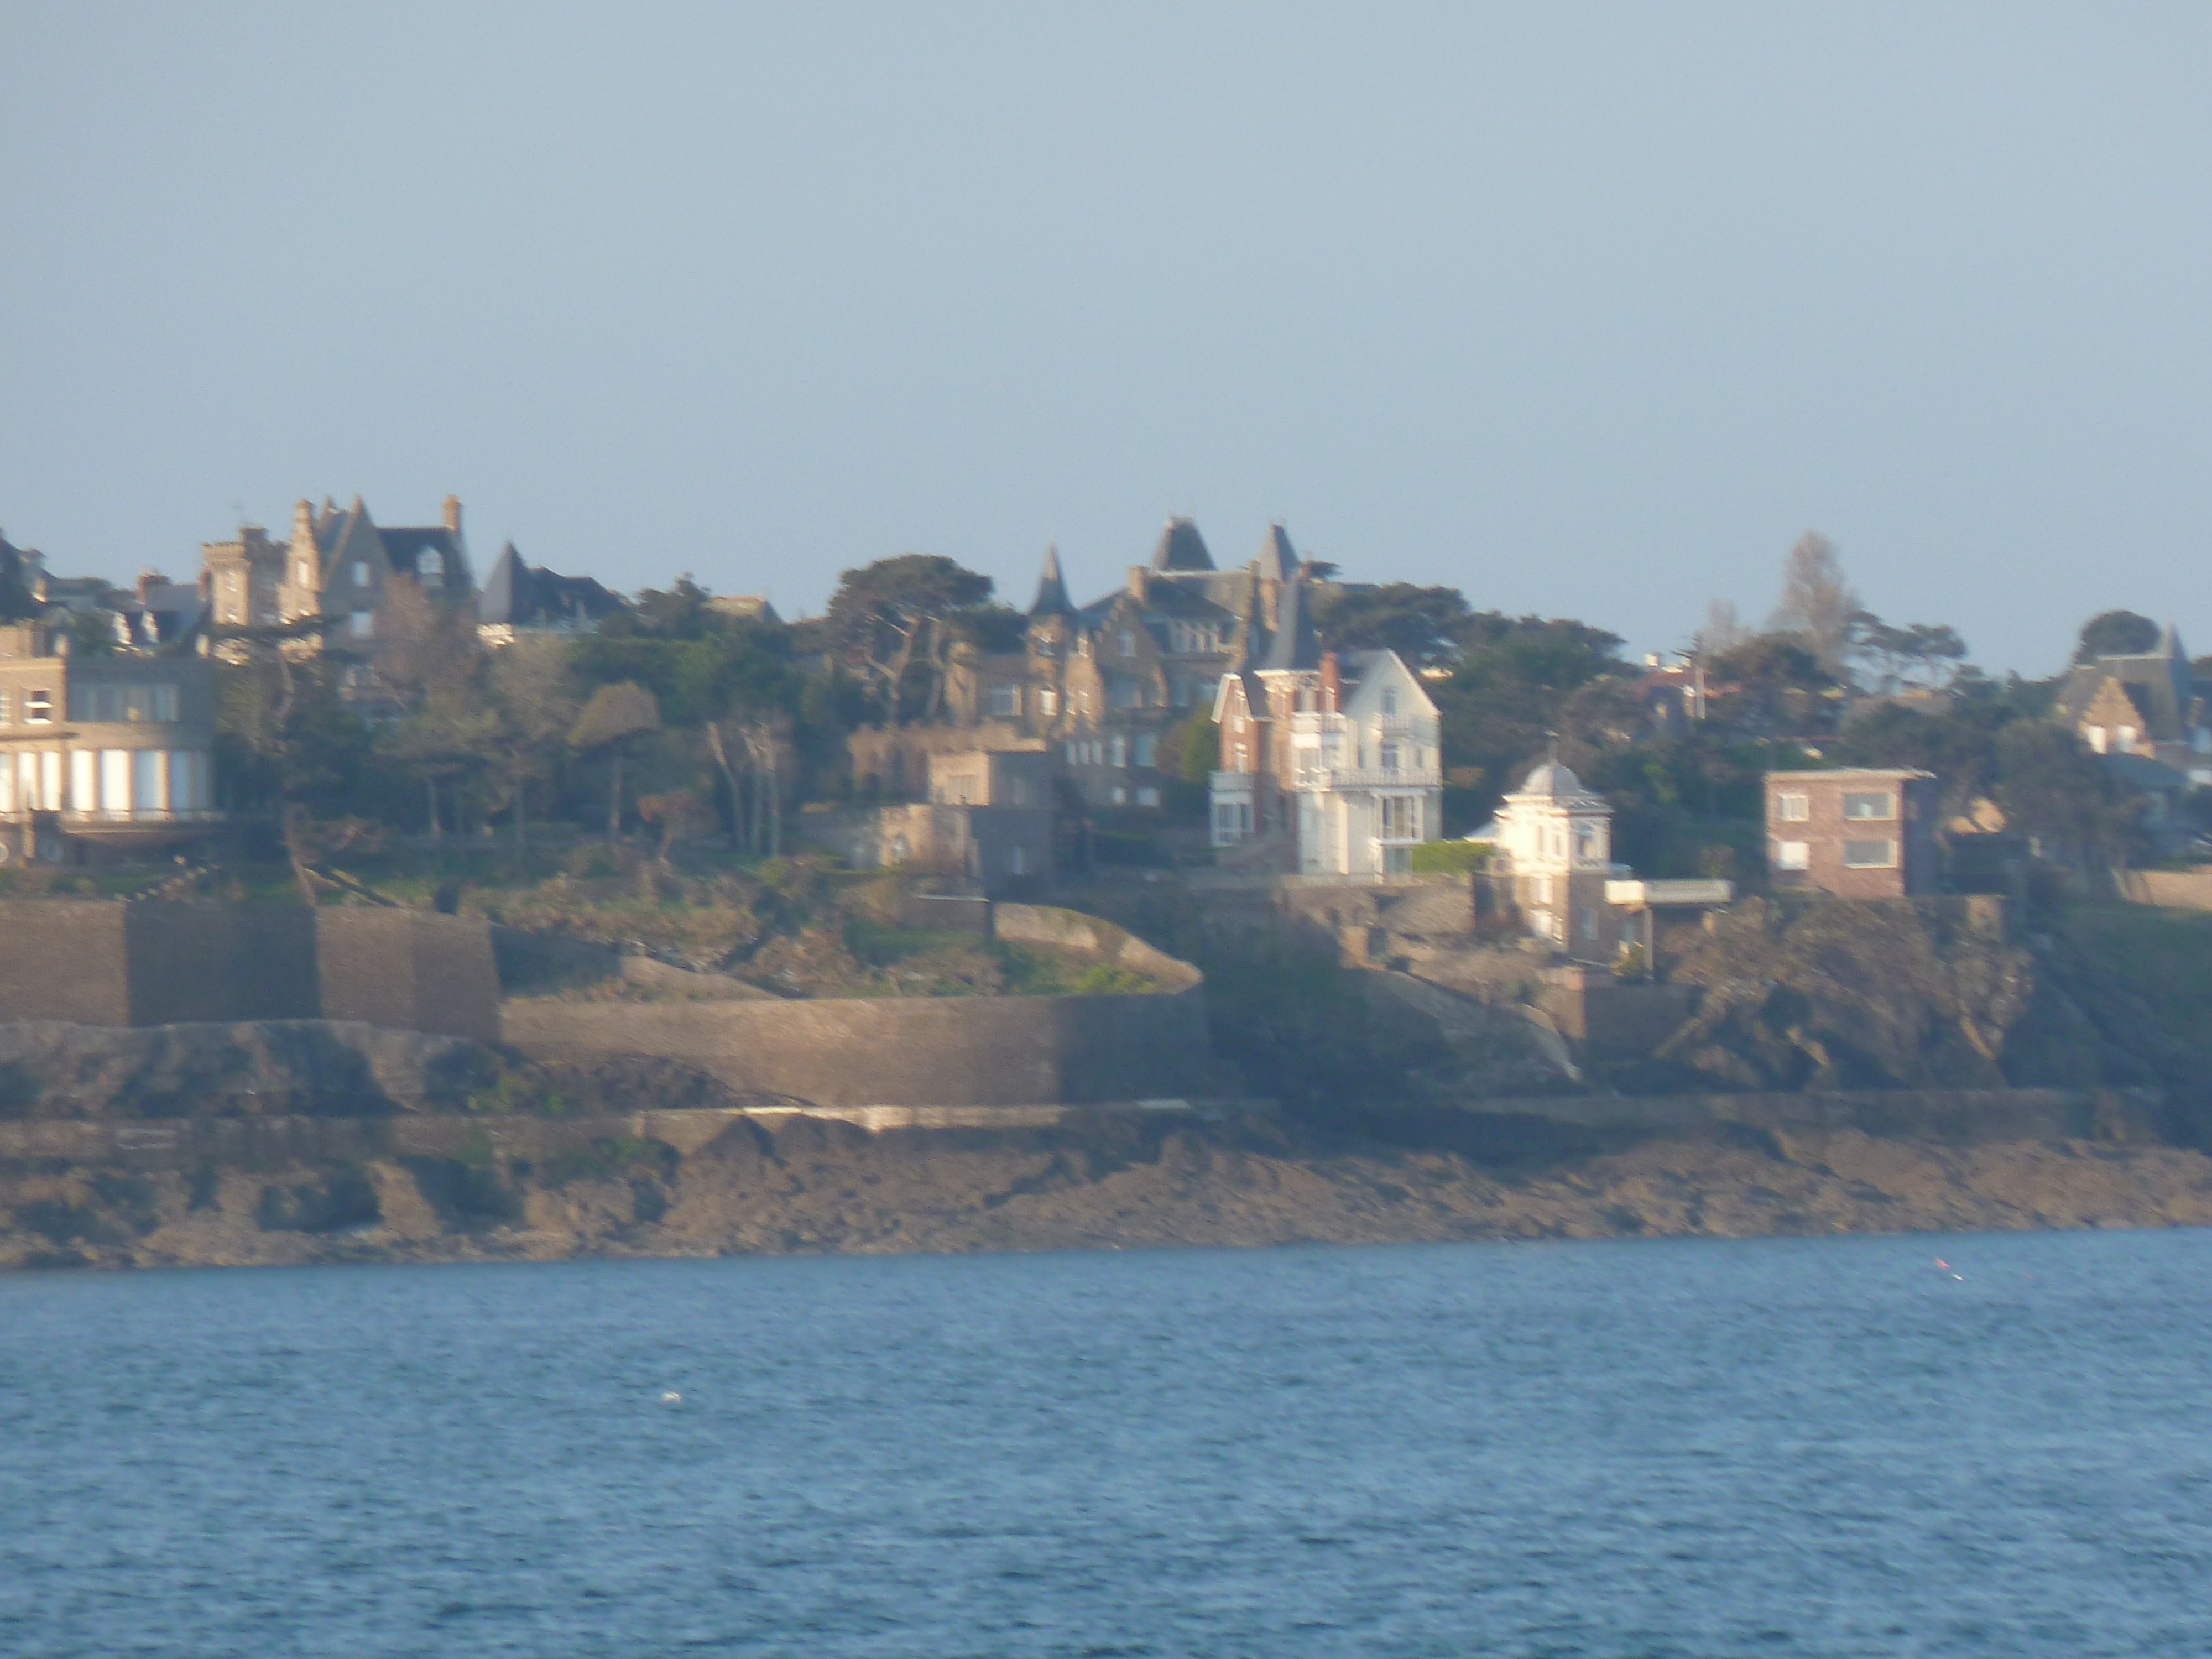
[8,1105,2212,1272]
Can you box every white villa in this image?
[1488,758,1631,951]
[1207,580,1444,877]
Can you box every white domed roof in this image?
[1515,759,1587,799]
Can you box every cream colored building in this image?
[0,620,220,865]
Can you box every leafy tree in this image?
[1154,711,1220,784]
[488,637,581,842]
[1992,721,2141,867]
[1706,633,1840,735]
[1432,613,1627,812]
[1313,583,1473,669]
[2075,609,2159,662]
[1694,597,1749,656]
[1850,614,1969,692]
[821,554,997,723]
[570,681,662,838]
[1767,531,1860,672]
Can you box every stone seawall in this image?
[502,987,1229,1107]
[0,902,500,1041]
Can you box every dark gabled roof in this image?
[1214,666,1270,722]
[378,525,473,595]
[1139,582,1237,622]
[1150,517,1215,572]
[1027,544,1074,617]
[1260,577,1321,671]
[2057,622,2197,742]
[477,542,623,628]
[1254,524,1296,584]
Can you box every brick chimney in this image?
[442,494,462,536]
[1126,566,1149,602]
[1319,651,1342,712]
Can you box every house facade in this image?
[1208,586,1444,877]
[835,749,1055,894]
[1766,768,1940,898]
[849,519,1337,811]
[0,619,221,864]
[1486,758,1634,955]
[204,495,477,707]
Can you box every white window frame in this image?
[1842,791,1895,821]
[1774,840,1810,870]
[1775,792,1809,822]
[1843,838,1898,869]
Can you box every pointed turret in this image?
[1150,517,1214,573]
[1261,576,1322,672]
[1227,564,1262,670]
[1254,523,1296,584]
[478,541,525,625]
[1027,543,1074,617]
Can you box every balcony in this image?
[1291,766,1442,792]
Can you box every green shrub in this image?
[1410,839,1489,874]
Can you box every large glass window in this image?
[1843,839,1897,868]
[1843,791,1895,820]
[987,684,1020,717]
[1774,841,1810,870]
[1380,796,1421,839]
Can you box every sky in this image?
[2,3,2207,675]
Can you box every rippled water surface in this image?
[4,1229,2212,1657]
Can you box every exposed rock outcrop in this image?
[7,1107,2212,1271]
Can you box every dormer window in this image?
[1382,688,1398,716]
[1118,630,1134,655]
[352,560,369,586]
[296,560,312,587]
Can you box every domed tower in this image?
[1494,754,1625,956]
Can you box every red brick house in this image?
[1765,768,1940,898]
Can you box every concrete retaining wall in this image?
[503,987,1224,1107]
[0,902,499,1041]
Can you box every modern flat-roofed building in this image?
[1765,768,1939,898]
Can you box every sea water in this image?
[3,1229,2210,1657]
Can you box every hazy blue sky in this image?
[3,3,2206,672]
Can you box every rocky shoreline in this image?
[9,1105,2212,1271]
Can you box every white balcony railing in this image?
[56,808,223,826]
[1292,766,1443,792]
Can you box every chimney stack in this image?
[1320,651,1342,712]
[442,494,462,536]
[1126,566,1148,602]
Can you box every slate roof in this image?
[1253,524,1296,584]
[2056,622,2197,742]
[1260,577,1322,671]
[1150,517,1215,572]
[477,542,624,628]
[379,525,473,594]
[1027,544,1074,617]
